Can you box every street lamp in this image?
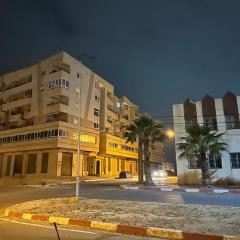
[166,129,175,139]
[76,76,81,199]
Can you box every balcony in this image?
[119,115,129,124]
[107,105,118,120]
[3,75,32,92]
[23,110,32,119]
[47,70,70,82]
[47,112,68,123]
[107,91,114,102]
[2,82,32,101]
[46,103,69,114]
[8,113,23,122]
[2,97,32,111]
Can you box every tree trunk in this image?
[137,141,144,184]
[143,142,153,185]
[201,152,212,187]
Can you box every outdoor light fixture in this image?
[166,129,175,139]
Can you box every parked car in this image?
[166,169,176,176]
[152,169,168,178]
[119,171,132,178]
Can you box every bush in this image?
[213,177,240,187]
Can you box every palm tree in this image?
[125,115,165,185]
[177,124,227,187]
[142,119,166,185]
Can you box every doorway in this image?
[13,155,23,175]
[129,164,133,174]
[61,153,73,176]
[96,160,100,176]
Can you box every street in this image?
[0,179,239,239]
[0,180,240,211]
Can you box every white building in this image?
[173,92,240,184]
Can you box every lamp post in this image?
[76,76,81,199]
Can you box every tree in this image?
[125,115,166,185]
[177,124,227,187]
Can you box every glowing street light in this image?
[166,129,175,139]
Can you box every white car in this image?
[152,169,168,178]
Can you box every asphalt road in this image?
[0,179,239,239]
[0,179,240,210]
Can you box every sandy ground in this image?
[8,198,240,236]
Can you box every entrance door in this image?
[61,153,73,176]
[0,155,2,178]
[96,160,100,176]
[129,164,133,174]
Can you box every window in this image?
[26,75,32,83]
[117,159,120,172]
[94,108,99,117]
[208,154,222,169]
[95,81,99,89]
[95,95,100,103]
[108,142,118,148]
[122,145,134,152]
[230,153,240,169]
[94,123,99,129]
[27,154,37,174]
[187,159,200,169]
[0,129,59,144]
[48,79,69,89]
[225,115,240,130]
[121,160,125,170]
[24,89,32,97]
[80,134,96,144]
[41,153,49,173]
[203,117,217,131]
[5,156,12,176]
[48,114,56,122]
[13,155,23,175]
[108,158,111,171]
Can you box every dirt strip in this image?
[7,198,240,236]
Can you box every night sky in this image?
[1,1,240,163]
[1,0,240,118]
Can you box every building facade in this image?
[173,92,240,184]
[0,52,164,184]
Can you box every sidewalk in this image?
[119,184,240,194]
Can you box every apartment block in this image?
[173,92,240,184]
[0,52,164,184]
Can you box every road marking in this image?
[0,218,97,235]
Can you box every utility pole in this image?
[76,75,81,198]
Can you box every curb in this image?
[119,185,240,194]
[4,210,240,240]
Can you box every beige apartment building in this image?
[0,52,164,184]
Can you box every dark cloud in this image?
[1,0,240,117]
